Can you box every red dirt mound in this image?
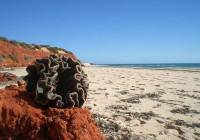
[0,85,105,140]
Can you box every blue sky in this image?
[0,0,199,64]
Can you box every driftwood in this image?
[23,54,89,108]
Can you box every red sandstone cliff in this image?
[0,84,105,140]
[0,40,79,67]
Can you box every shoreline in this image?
[89,65,200,72]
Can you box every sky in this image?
[0,0,200,64]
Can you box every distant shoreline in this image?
[96,63,200,68]
[88,65,200,73]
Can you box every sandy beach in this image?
[82,66,200,140]
[1,66,200,140]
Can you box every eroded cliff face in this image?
[0,84,105,140]
[0,40,79,67]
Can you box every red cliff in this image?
[0,40,79,67]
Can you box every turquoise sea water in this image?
[100,63,200,68]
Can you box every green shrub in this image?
[0,37,9,42]
[21,42,29,48]
[20,42,31,49]
[47,47,58,53]
[24,55,33,60]
[64,50,73,54]
[0,54,5,64]
[0,36,74,57]
[32,45,41,50]
[41,45,50,48]
[20,42,26,47]
[26,44,32,49]
[7,54,18,62]
[77,59,81,63]
[23,44,31,49]
[0,54,6,58]
[57,48,73,55]
[9,40,19,46]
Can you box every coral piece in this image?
[23,54,89,108]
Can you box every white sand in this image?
[83,66,200,140]
[0,67,27,77]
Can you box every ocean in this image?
[100,63,200,68]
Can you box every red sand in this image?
[0,84,105,140]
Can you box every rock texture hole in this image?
[23,54,89,108]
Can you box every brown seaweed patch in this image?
[194,132,200,137]
[92,113,121,134]
[174,119,186,126]
[145,93,161,99]
[174,119,200,128]
[177,89,186,92]
[119,90,130,95]
[106,105,129,111]
[97,88,107,91]
[122,111,157,120]
[164,123,184,135]
[121,96,141,104]
[170,108,200,114]
[131,111,157,120]
[121,93,161,104]
[177,93,200,100]
[193,90,200,93]
[177,136,187,140]
[92,113,145,140]
[191,123,200,128]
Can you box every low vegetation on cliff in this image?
[0,36,80,67]
[0,36,73,54]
